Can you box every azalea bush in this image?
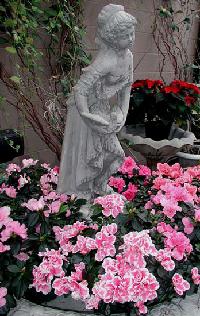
[0,158,200,315]
[126,79,200,126]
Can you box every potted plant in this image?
[176,141,200,167]
[126,79,200,141]
[126,79,169,140]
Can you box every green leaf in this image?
[7,265,21,273]
[28,212,39,227]
[59,204,68,214]
[14,279,28,299]
[5,46,17,54]
[0,37,8,45]
[41,221,49,235]
[74,199,87,207]
[10,76,21,84]
[6,294,16,309]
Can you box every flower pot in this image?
[0,129,24,163]
[176,147,200,167]
[145,121,172,141]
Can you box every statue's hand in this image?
[81,112,109,126]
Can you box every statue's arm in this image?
[73,51,114,127]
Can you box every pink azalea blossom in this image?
[22,158,38,168]
[122,183,138,201]
[182,217,194,234]
[1,221,27,242]
[22,197,45,212]
[108,176,125,193]
[0,287,7,307]
[0,241,10,253]
[6,163,21,175]
[159,196,182,219]
[14,252,30,261]
[172,273,190,296]
[94,194,124,218]
[18,174,30,189]
[72,235,97,255]
[191,267,200,285]
[95,225,117,261]
[118,156,138,176]
[138,165,151,177]
[4,186,17,198]
[156,249,175,271]
[195,208,200,222]
[0,206,11,228]
[135,301,148,314]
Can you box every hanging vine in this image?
[0,0,91,159]
[152,0,200,82]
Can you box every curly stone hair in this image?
[95,5,137,49]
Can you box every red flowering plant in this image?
[126,79,200,140]
[1,157,200,315]
[160,80,200,124]
[126,79,165,125]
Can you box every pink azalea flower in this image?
[195,208,200,222]
[22,197,45,211]
[18,174,30,189]
[172,273,190,296]
[6,163,21,175]
[0,241,10,253]
[156,249,175,271]
[52,166,60,174]
[0,206,11,228]
[135,301,148,314]
[122,183,138,201]
[94,194,124,218]
[191,267,200,285]
[118,156,138,176]
[182,217,194,235]
[1,221,27,242]
[138,164,151,177]
[0,287,7,307]
[4,186,17,198]
[108,176,125,193]
[14,252,29,261]
[22,158,38,168]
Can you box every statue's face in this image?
[117,27,135,50]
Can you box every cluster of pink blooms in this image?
[86,231,159,314]
[157,222,192,261]
[191,267,200,285]
[94,194,125,218]
[53,221,117,261]
[31,249,89,300]
[22,191,68,218]
[0,287,7,308]
[0,206,27,244]
[172,273,190,295]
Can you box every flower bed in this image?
[0,158,200,315]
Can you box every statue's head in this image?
[96,4,137,50]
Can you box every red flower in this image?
[184,95,195,106]
[132,81,144,89]
[162,86,179,94]
[146,79,155,89]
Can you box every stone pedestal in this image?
[8,290,200,316]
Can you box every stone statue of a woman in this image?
[57,4,136,199]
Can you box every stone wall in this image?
[0,0,199,165]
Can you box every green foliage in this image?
[0,0,91,159]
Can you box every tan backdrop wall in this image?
[0,0,199,165]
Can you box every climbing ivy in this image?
[0,0,91,159]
